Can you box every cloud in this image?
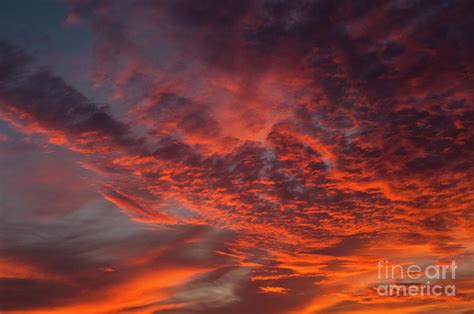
[1,0,473,312]
[0,41,144,154]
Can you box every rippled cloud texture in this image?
[0,0,473,313]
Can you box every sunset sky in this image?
[0,0,473,313]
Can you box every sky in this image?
[0,0,473,313]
